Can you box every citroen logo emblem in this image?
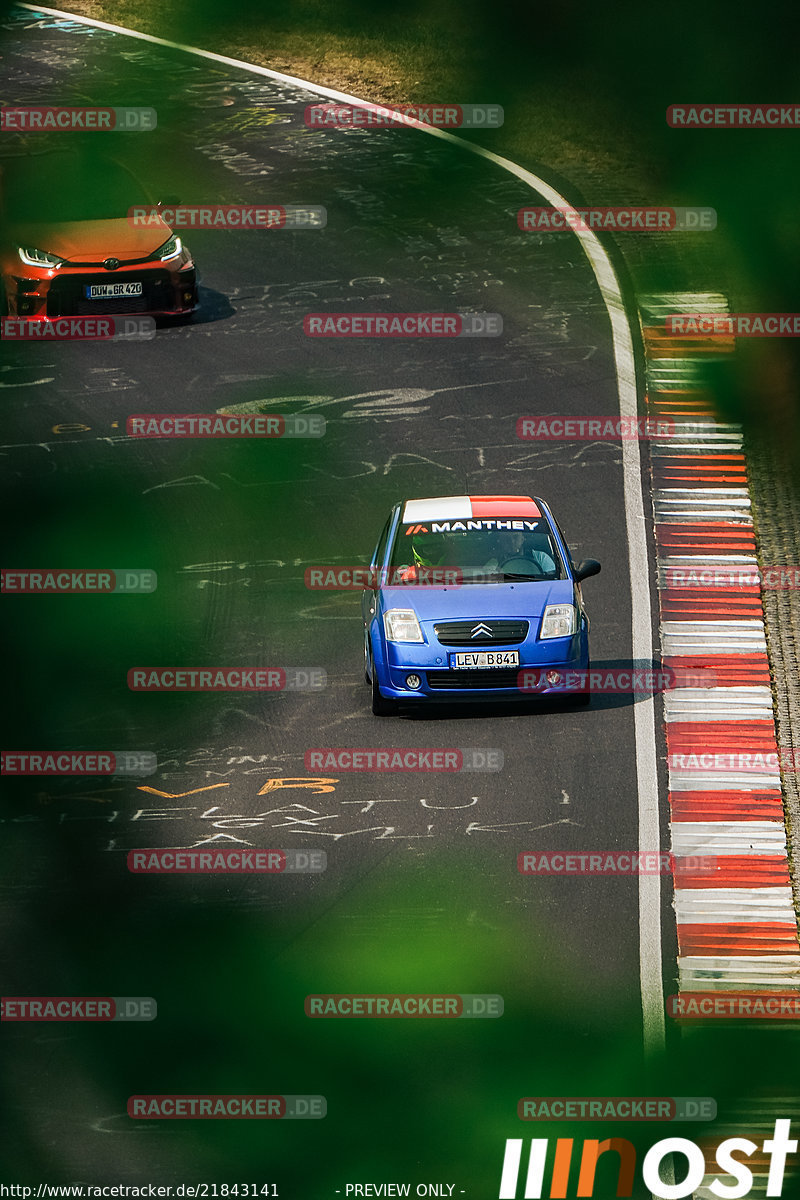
[471,622,493,638]
[103,257,121,271]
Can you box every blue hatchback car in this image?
[362,494,600,714]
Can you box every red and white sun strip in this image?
[400,494,542,523]
[640,292,800,1001]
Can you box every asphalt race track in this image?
[0,9,689,1194]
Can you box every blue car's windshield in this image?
[388,520,563,582]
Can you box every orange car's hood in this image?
[13,216,174,262]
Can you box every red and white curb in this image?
[640,292,800,994]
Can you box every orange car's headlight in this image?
[18,246,64,268]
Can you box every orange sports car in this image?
[0,150,198,321]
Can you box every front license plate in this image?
[450,651,520,669]
[84,281,143,299]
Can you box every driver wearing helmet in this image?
[411,532,445,568]
[394,531,447,583]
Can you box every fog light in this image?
[546,670,562,685]
[18,298,34,314]
[182,290,194,303]
[406,674,422,690]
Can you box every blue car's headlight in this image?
[383,609,423,643]
[540,604,576,639]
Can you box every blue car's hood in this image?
[377,578,574,621]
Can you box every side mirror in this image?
[574,559,601,582]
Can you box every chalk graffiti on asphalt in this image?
[0,782,578,846]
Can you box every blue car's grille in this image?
[432,620,529,646]
[426,669,521,690]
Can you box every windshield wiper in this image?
[500,572,550,581]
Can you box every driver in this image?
[482,530,556,575]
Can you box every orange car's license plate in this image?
[85,281,143,299]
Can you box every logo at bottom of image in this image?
[305,993,503,1017]
[498,1118,796,1199]
[127,1095,325,1119]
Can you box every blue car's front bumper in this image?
[371,620,590,702]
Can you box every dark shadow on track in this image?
[156,285,235,329]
